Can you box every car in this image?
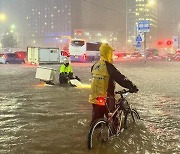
[146,49,159,57]
[113,51,126,60]
[130,52,142,58]
[0,53,25,64]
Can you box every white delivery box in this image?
[35,66,56,81]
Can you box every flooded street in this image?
[0,61,179,154]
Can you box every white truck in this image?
[27,47,65,64]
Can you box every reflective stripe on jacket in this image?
[89,60,136,105]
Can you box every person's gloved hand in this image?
[129,85,139,93]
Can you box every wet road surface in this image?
[0,61,179,154]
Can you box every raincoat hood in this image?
[99,43,113,63]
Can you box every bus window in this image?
[71,40,85,47]
[86,43,101,51]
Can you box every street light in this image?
[148,0,156,6]
[128,39,132,43]
[101,39,108,43]
[11,24,16,29]
[0,13,7,23]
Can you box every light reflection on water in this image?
[0,90,179,154]
[0,62,180,154]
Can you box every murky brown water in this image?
[0,61,179,154]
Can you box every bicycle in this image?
[87,89,140,149]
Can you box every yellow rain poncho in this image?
[89,43,114,105]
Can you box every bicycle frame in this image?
[104,90,130,134]
[87,89,140,149]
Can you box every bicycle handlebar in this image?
[115,89,130,95]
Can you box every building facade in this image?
[24,0,125,50]
[74,29,121,50]
[126,0,158,51]
[25,0,81,47]
[1,0,158,51]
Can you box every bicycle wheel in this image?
[124,109,140,129]
[87,118,112,149]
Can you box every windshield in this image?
[7,53,17,57]
[71,40,85,47]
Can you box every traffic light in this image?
[157,40,163,46]
[156,39,173,48]
[166,40,173,46]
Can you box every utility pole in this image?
[144,32,147,63]
[178,23,180,49]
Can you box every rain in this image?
[0,0,180,153]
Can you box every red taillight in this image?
[96,97,106,106]
[17,54,24,58]
[83,54,87,60]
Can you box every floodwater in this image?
[0,61,179,154]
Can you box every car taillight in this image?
[96,97,106,106]
[18,54,22,58]
[83,54,87,60]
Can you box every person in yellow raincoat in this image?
[89,43,138,124]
